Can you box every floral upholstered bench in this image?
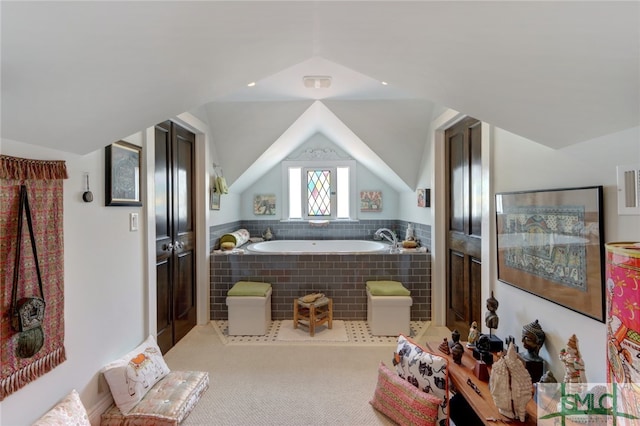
[100,336,209,426]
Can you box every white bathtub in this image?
[246,240,389,254]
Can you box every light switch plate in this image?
[129,213,139,231]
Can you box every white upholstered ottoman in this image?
[366,280,412,336]
[226,281,272,335]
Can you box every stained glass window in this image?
[283,160,355,220]
[307,169,331,216]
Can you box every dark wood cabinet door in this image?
[446,117,482,336]
[155,120,196,354]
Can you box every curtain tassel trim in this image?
[0,155,68,180]
[0,346,66,401]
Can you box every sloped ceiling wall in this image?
[2,1,638,192]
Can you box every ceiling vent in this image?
[303,75,332,89]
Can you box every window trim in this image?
[282,159,357,221]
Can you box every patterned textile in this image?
[0,155,67,400]
[100,370,210,426]
[32,389,90,426]
[370,361,440,426]
[502,205,587,290]
[394,334,450,426]
[102,336,171,414]
[219,228,250,248]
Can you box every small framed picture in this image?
[360,190,382,212]
[417,188,431,207]
[210,188,220,210]
[254,194,276,215]
[417,189,426,207]
[105,141,142,206]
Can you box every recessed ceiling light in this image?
[247,82,256,87]
[381,81,388,86]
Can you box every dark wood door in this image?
[446,117,482,337]
[155,120,197,354]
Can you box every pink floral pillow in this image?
[393,334,450,425]
[370,362,441,426]
[32,389,90,426]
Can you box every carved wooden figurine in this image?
[489,342,533,422]
[559,334,587,394]
[451,342,464,365]
[521,319,546,382]
[485,292,499,332]
[438,338,450,355]
[467,321,479,348]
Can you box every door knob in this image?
[162,242,174,252]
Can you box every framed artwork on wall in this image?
[210,188,220,210]
[360,190,382,212]
[417,189,426,207]
[495,186,605,322]
[254,194,276,215]
[105,141,142,206]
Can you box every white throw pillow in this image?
[394,334,450,426]
[102,335,170,414]
[32,389,90,426]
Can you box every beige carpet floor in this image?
[163,321,451,426]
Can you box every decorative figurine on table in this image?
[474,335,494,366]
[482,292,504,353]
[485,291,499,330]
[505,335,519,353]
[449,329,461,350]
[451,342,464,365]
[559,334,587,394]
[471,333,493,380]
[438,338,450,355]
[489,342,533,422]
[467,321,479,348]
[520,319,546,382]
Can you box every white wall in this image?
[489,125,640,383]
[238,133,400,221]
[1,139,148,425]
[2,121,637,424]
[398,126,434,225]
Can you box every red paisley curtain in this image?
[0,155,68,400]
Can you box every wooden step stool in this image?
[293,296,333,337]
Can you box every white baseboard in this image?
[87,393,113,426]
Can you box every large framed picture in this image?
[495,186,605,322]
[105,141,142,206]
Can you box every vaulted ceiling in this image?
[2,1,638,191]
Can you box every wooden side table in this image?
[426,340,538,425]
[293,296,333,337]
